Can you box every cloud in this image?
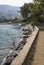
[0,0,33,6]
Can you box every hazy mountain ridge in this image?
[0,5,21,19]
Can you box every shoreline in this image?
[1,24,33,65]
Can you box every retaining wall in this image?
[11,26,39,65]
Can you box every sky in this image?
[0,0,33,7]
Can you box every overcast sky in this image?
[0,0,33,7]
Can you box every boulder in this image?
[23,35,29,38]
[22,27,29,31]
[16,43,23,51]
[1,50,18,65]
[23,31,31,35]
[16,38,27,52]
[20,38,26,45]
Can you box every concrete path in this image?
[31,30,44,65]
[23,30,44,65]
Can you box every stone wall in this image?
[11,26,39,65]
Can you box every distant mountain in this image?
[0,5,21,19]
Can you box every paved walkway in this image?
[23,30,44,65]
[31,30,44,65]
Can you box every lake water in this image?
[0,23,23,64]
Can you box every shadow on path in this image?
[22,32,39,65]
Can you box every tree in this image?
[20,3,30,19]
[30,0,44,24]
[20,3,34,23]
[20,0,44,26]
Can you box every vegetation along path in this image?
[23,30,44,65]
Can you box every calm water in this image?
[0,23,23,64]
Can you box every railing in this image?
[11,26,39,65]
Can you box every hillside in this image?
[0,5,21,19]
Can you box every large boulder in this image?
[1,50,18,65]
[22,26,30,31]
[23,31,31,35]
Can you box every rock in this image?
[16,43,23,51]
[23,31,31,35]
[1,57,7,65]
[5,55,14,64]
[22,27,29,31]
[10,42,18,50]
[20,38,26,45]
[1,50,18,65]
[16,38,27,52]
[9,50,19,55]
[20,38,23,43]
[5,52,17,64]
[23,35,29,38]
